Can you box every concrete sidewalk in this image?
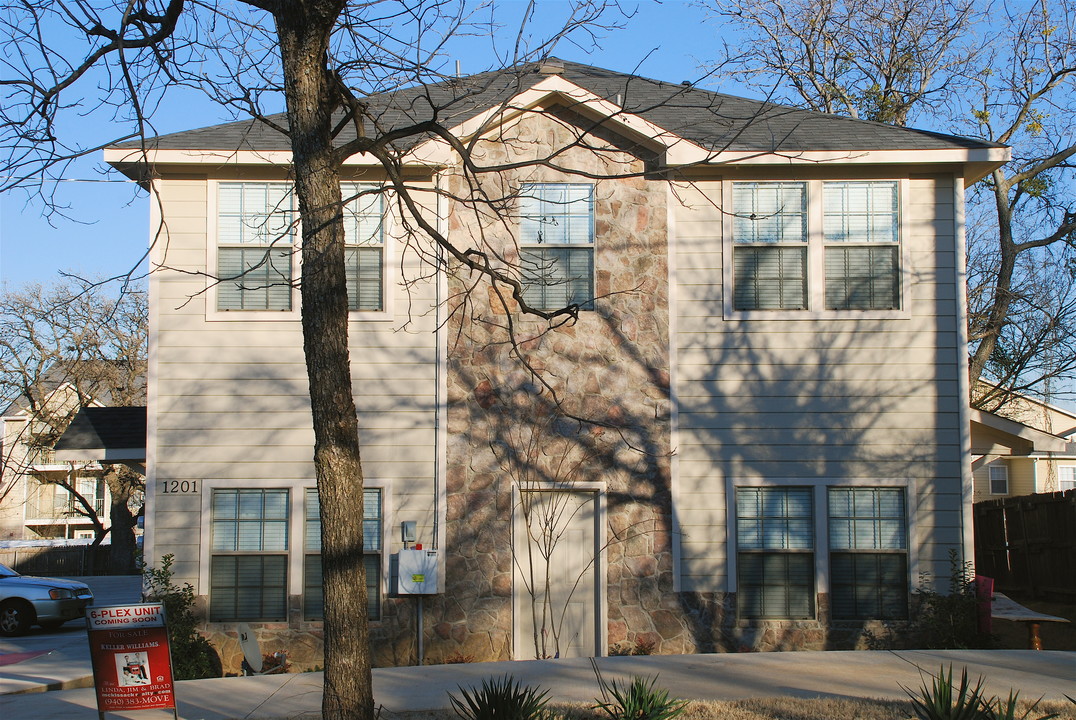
[1,650,1073,720]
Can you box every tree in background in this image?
[700,0,1076,407]
[0,280,147,569]
[0,3,635,718]
[703,0,982,125]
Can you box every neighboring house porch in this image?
[970,392,1076,501]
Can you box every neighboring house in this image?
[104,59,1009,667]
[0,378,147,542]
[0,384,111,540]
[970,392,1076,502]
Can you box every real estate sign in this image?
[86,603,176,717]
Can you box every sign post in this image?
[86,603,177,720]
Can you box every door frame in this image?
[511,481,607,659]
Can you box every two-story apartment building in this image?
[105,59,1008,669]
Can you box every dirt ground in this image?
[990,595,1076,651]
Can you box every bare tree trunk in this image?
[969,171,1017,386]
[104,465,140,575]
[274,4,372,720]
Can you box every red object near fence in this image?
[975,575,994,635]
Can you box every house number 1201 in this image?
[161,480,198,494]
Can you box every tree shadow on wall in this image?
[443,260,958,657]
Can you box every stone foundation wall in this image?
[676,591,915,653]
[195,589,915,673]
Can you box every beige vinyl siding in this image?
[672,173,964,593]
[148,174,441,596]
[1008,458,1037,496]
[972,458,1006,501]
[972,457,1036,501]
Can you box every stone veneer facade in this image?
[418,108,694,662]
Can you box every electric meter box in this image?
[398,549,440,594]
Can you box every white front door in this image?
[513,489,600,659]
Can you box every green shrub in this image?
[913,550,993,649]
[594,676,687,720]
[450,675,552,720]
[142,554,221,680]
[608,640,656,657]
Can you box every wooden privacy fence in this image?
[0,543,113,576]
[974,490,1076,600]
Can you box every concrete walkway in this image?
[1,650,1073,720]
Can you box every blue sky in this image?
[1,1,1072,408]
[0,1,719,288]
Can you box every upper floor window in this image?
[216,182,387,313]
[519,183,594,311]
[823,182,899,310]
[730,180,902,314]
[733,183,808,311]
[341,183,385,312]
[217,183,295,311]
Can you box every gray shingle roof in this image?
[1,363,146,418]
[119,59,1001,155]
[53,406,146,459]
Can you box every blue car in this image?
[0,563,94,635]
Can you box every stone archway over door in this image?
[513,489,601,659]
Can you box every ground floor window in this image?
[209,488,289,621]
[989,465,1009,495]
[1058,465,1075,492]
[304,487,382,620]
[736,487,814,618]
[828,486,908,619]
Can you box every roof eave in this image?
[402,75,712,166]
[53,447,145,462]
[970,408,1069,453]
[104,147,449,176]
[694,147,1010,184]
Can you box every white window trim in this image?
[518,182,596,312]
[721,178,912,320]
[198,478,392,621]
[205,179,396,323]
[724,476,918,606]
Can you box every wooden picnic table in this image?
[991,592,1071,650]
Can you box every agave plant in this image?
[593,675,687,720]
[905,665,1062,720]
[904,665,989,720]
[450,675,552,720]
[980,690,1059,720]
